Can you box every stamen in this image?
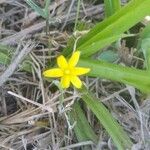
[64,69,70,75]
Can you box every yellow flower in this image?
[43,51,90,89]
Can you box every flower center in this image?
[64,69,71,75]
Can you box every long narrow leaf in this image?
[0,52,10,65]
[63,0,150,57]
[79,86,133,150]
[104,0,121,17]
[79,58,150,93]
[138,24,150,70]
[44,0,50,17]
[26,0,46,18]
[70,102,98,142]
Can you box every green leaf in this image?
[79,86,133,150]
[20,60,32,72]
[78,58,150,93]
[98,50,119,62]
[141,39,150,70]
[104,0,121,17]
[0,52,10,65]
[44,0,51,18]
[0,44,32,72]
[63,0,150,57]
[139,24,150,39]
[25,0,46,18]
[79,34,122,57]
[74,0,81,31]
[70,102,98,142]
[138,24,150,70]
[0,44,14,65]
[0,44,13,53]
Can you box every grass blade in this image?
[79,86,133,150]
[0,44,13,65]
[104,0,121,17]
[79,58,150,93]
[44,0,51,18]
[0,52,10,65]
[138,24,150,70]
[26,0,46,18]
[70,102,98,142]
[63,0,150,57]
[74,0,81,31]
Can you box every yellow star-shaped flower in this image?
[43,51,90,89]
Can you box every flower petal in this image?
[68,51,80,67]
[43,68,63,77]
[71,76,82,88]
[61,76,70,88]
[74,67,90,75]
[57,55,68,69]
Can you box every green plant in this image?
[21,0,150,149]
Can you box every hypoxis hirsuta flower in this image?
[43,51,90,89]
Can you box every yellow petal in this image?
[43,68,63,77]
[57,55,68,69]
[71,76,82,88]
[68,51,80,67]
[74,67,90,76]
[60,76,70,88]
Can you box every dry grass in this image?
[0,0,150,150]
